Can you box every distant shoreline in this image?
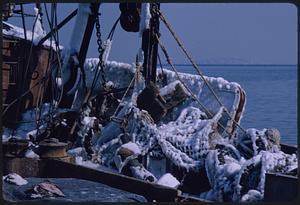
[162,64,297,67]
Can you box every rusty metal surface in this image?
[38,147,68,158]
[3,157,75,177]
[38,138,68,158]
[2,36,55,128]
[3,157,41,177]
[2,140,29,157]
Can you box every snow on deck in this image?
[2,58,297,202]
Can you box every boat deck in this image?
[3,177,147,202]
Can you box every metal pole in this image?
[141,3,160,85]
[59,3,99,108]
[78,3,100,71]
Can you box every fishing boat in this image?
[2,3,298,202]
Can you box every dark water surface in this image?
[165,64,297,145]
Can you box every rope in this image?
[2,76,49,117]
[107,16,120,40]
[156,35,233,137]
[155,8,246,134]
[20,4,27,41]
[157,53,164,75]
[35,3,53,135]
[82,15,120,114]
[10,5,39,134]
[44,3,62,125]
[110,55,143,124]
[84,13,106,104]
[44,3,56,123]
[110,73,136,122]
[34,3,64,137]
[88,15,120,102]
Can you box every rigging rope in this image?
[32,3,64,137]
[154,8,247,134]
[84,14,120,110]
[20,4,27,41]
[44,3,64,107]
[156,34,234,138]
[35,3,52,137]
[110,72,136,123]
[107,16,120,40]
[69,7,108,136]
[2,76,50,117]
[84,13,107,105]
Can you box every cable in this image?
[2,76,49,117]
[20,4,27,41]
[156,34,233,137]
[154,8,246,134]
[107,16,120,40]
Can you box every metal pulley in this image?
[2,3,15,21]
[119,3,141,32]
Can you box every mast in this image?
[77,3,100,74]
[59,3,100,108]
[141,3,160,85]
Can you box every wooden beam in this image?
[77,3,99,71]
[43,159,180,202]
[141,3,160,85]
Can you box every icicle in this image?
[102,39,112,64]
[131,49,145,105]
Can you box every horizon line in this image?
[162,63,297,67]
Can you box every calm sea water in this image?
[165,65,297,145]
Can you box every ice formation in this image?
[139,3,151,37]
[3,22,62,50]
[3,173,28,186]
[32,7,46,45]
[80,60,297,202]
[2,4,297,202]
[156,173,180,188]
[25,149,40,159]
[2,59,297,202]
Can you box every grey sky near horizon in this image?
[6,3,297,65]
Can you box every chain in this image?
[95,14,103,56]
[95,14,107,87]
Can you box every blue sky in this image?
[7,3,297,65]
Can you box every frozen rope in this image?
[155,8,247,134]
[110,70,137,123]
[157,53,165,79]
[43,3,64,115]
[156,34,233,137]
